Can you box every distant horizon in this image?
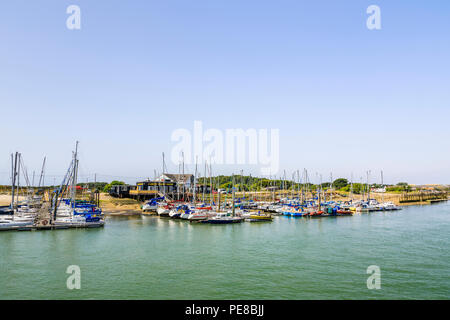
[0,158,448,187]
[0,145,449,186]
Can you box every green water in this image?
[1,202,449,299]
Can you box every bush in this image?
[333,178,348,190]
[103,180,126,193]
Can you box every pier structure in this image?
[399,191,448,203]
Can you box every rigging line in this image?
[19,155,31,188]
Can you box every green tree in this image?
[333,178,349,190]
[219,182,232,189]
[103,180,125,193]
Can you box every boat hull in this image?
[203,217,243,224]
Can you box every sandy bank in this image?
[0,194,25,206]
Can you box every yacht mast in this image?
[350,173,354,202]
[192,156,198,205]
[10,153,14,209]
[177,163,180,201]
[202,160,206,203]
[182,151,185,200]
[360,177,364,201]
[209,161,212,206]
[162,152,166,199]
[10,153,18,210]
[330,172,333,202]
[71,141,79,208]
[293,172,295,200]
[241,170,245,200]
[232,174,236,217]
[16,153,21,205]
[305,169,309,203]
[318,174,322,212]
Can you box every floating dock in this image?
[0,222,105,232]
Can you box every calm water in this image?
[1,202,449,300]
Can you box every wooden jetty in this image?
[1,222,105,232]
[399,191,448,203]
[1,203,104,232]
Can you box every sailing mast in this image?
[19,155,32,200]
[71,141,79,211]
[330,172,333,202]
[360,177,364,201]
[209,161,213,206]
[202,160,206,203]
[16,153,21,205]
[350,173,354,202]
[162,152,166,199]
[292,172,295,200]
[192,156,198,205]
[300,169,304,204]
[232,174,236,217]
[241,170,245,201]
[39,157,46,188]
[10,153,14,209]
[182,151,185,201]
[177,163,180,201]
[318,173,322,212]
[381,170,384,203]
[272,174,275,203]
[52,152,76,223]
[217,177,221,212]
[305,169,309,204]
[10,152,19,210]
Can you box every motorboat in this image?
[381,202,401,211]
[245,212,273,222]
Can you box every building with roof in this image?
[110,173,211,201]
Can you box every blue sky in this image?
[0,0,449,185]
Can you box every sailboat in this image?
[244,210,273,222]
[169,204,188,219]
[0,152,35,229]
[142,197,163,213]
[52,142,104,227]
[157,204,171,216]
[203,175,243,224]
[187,161,216,221]
[187,205,212,221]
[378,171,401,211]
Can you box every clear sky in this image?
[1,0,449,185]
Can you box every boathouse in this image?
[109,173,211,200]
[109,185,135,198]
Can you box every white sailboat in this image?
[52,142,104,227]
[1,152,35,229]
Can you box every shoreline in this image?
[1,193,447,217]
